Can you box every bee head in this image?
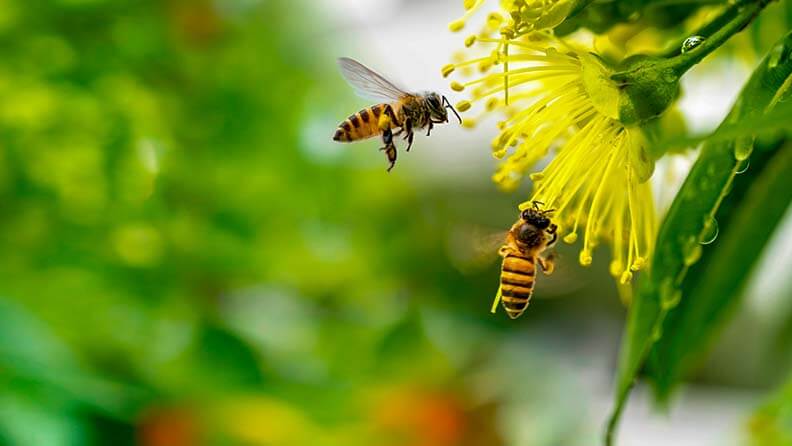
[425,93,446,121]
[520,201,555,230]
[426,93,461,124]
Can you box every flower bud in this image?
[581,54,680,126]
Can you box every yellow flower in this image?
[449,0,577,35]
[446,29,658,283]
[526,119,656,284]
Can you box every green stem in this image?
[659,0,743,58]
[664,0,773,76]
[611,0,772,83]
[569,0,595,18]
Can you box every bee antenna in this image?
[542,209,555,215]
[532,200,544,210]
[443,96,462,124]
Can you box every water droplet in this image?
[681,36,705,53]
[651,325,664,341]
[700,217,719,245]
[658,277,682,310]
[682,235,702,266]
[767,44,784,68]
[735,158,750,174]
[734,136,754,161]
[661,289,682,310]
[684,245,702,266]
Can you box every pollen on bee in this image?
[378,114,391,131]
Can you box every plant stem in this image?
[611,0,772,84]
[659,0,743,58]
[664,0,773,76]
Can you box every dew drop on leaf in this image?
[767,44,784,69]
[683,239,702,266]
[651,324,664,341]
[661,289,682,310]
[681,36,705,53]
[659,277,681,310]
[734,136,754,161]
[684,246,702,266]
[700,217,719,245]
[735,158,750,174]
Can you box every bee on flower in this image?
[445,0,662,287]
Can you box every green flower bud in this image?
[613,55,680,126]
[581,53,680,126]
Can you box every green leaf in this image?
[748,373,792,446]
[605,30,792,445]
[649,138,792,400]
[653,98,792,153]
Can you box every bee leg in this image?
[402,118,414,152]
[546,224,558,246]
[384,146,397,171]
[380,127,398,172]
[538,254,555,276]
[426,121,433,137]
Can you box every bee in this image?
[496,201,558,319]
[332,57,461,171]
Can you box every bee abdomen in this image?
[500,254,536,319]
[333,104,391,142]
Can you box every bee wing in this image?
[472,230,510,258]
[337,57,409,102]
[446,225,508,274]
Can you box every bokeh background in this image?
[0,1,790,445]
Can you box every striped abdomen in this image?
[500,253,536,319]
[333,104,399,142]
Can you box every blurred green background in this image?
[0,1,790,445]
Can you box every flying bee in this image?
[333,57,461,171]
[495,201,558,319]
